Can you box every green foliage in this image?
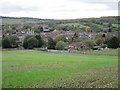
[95,38,103,46]
[27,37,38,49]
[2,36,11,48]
[35,35,44,47]
[34,26,43,33]
[22,24,31,30]
[102,34,106,37]
[47,38,56,49]
[84,39,95,49]
[10,36,19,47]
[54,35,66,43]
[107,36,119,49]
[55,41,66,50]
[23,35,33,49]
[2,36,19,48]
[23,35,38,49]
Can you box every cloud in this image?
[0,3,40,14]
[67,0,118,10]
[0,0,118,19]
[67,0,119,2]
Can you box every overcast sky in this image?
[0,0,119,19]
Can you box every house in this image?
[68,42,86,50]
[18,35,25,42]
[43,28,50,32]
[42,24,50,32]
[26,30,34,35]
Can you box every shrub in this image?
[47,38,56,49]
[2,36,11,48]
[27,37,38,49]
[55,41,66,50]
[35,35,44,47]
[107,36,119,49]
[23,35,38,49]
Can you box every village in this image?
[1,21,118,52]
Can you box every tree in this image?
[2,36,19,48]
[84,40,95,49]
[55,41,66,50]
[27,37,38,49]
[73,32,79,42]
[12,25,16,30]
[107,36,119,49]
[47,38,56,49]
[54,35,66,43]
[23,35,33,49]
[2,36,11,48]
[35,35,44,47]
[23,35,38,49]
[10,36,19,47]
[108,23,112,32]
[22,24,31,30]
[95,38,103,46]
[34,26,43,33]
[102,34,106,37]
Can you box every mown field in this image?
[2,50,118,88]
[74,49,118,56]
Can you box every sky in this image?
[0,0,119,19]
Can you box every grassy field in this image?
[2,50,118,88]
[58,23,87,28]
[74,49,118,56]
[2,18,41,24]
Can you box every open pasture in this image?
[2,50,118,88]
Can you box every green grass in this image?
[95,24,103,28]
[74,49,118,56]
[59,23,86,28]
[2,50,118,88]
[2,18,40,24]
[112,24,118,27]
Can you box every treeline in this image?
[2,34,67,50]
[2,35,120,49]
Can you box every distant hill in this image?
[1,16,118,24]
[0,16,55,24]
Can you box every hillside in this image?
[0,16,55,24]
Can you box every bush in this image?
[35,35,44,47]
[54,35,66,43]
[47,38,56,49]
[23,35,33,49]
[107,36,119,49]
[27,37,38,49]
[2,36,11,48]
[95,38,103,46]
[55,41,66,50]
[2,36,19,48]
[84,40,95,49]
[10,36,19,48]
[23,35,38,49]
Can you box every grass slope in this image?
[2,50,118,88]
